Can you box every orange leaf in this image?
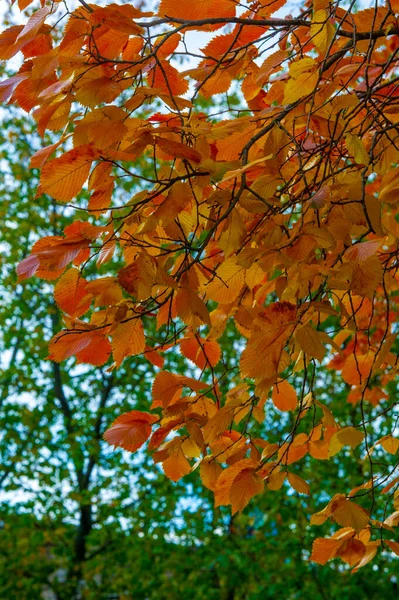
[162,444,192,482]
[310,538,342,565]
[230,468,264,514]
[149,60,188,97]
[54,268,92,317]
[104,410,158,453]
[117,253,157,300]
[378,434,399,455]
[175,288,211,329]
[352,541,380,572]
[200,458,223,491]
[39,145,96,201]
[203,405,235,444]
[16,7,50,44]
[338,538,366,566]
[158,0,236,22]
[287,472,310,495]
[385,540,399,556]
[157,137,202,163]
[85,277,123,307]
[331,498,369,533]
[342,352,374,386]
[48,330,111,366]
[152,371,206,408]
[180,337,221,370]
[205,259,245,304]
[214,459,258,508]
[111,317,145,367]
[272,380,297,412]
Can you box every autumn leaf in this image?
[205,259,245,304]
[287,472,310,495]
[111,317,146,367]
[48,330,111,366]
[310,538,342,565]
[104,410,158,453]
[310,10,335,55]
[54,268,92,318]
[158,0,236,22]
[229,468,264,514]
[39,145,97,201]
[271,380,297,412]
[385,540,399,556]
[377,435,399,455]
[331,498,370,533]
[214,459,261,512]
[180,336,221,370]
[200,458,223,491]
[329,427,365,458]
[338,538,366,567]
[346,133,369,166]
[202,405,235,444]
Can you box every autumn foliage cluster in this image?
[3,0,399,570]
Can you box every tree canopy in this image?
[2,0,399,576]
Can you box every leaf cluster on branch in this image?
[3,0,399,570]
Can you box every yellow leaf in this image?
[351,255,383,298]
[295,324,326,362]
[283,70,319,104]
[310,504,332,526]
[205,259,245,305]
[384,511,399,527]
[346,133,369,165]
[219,210,246,257]
[310,10,335,55]
[289,58,317,79]
[378,435,399,455]
[267,470,286,491]
[332,498,369,532]
[287,472,310,495]
[203,405,235,444]
[329,427,365,457]
[181,437,201,458]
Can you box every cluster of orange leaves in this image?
[4,0,399,568]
